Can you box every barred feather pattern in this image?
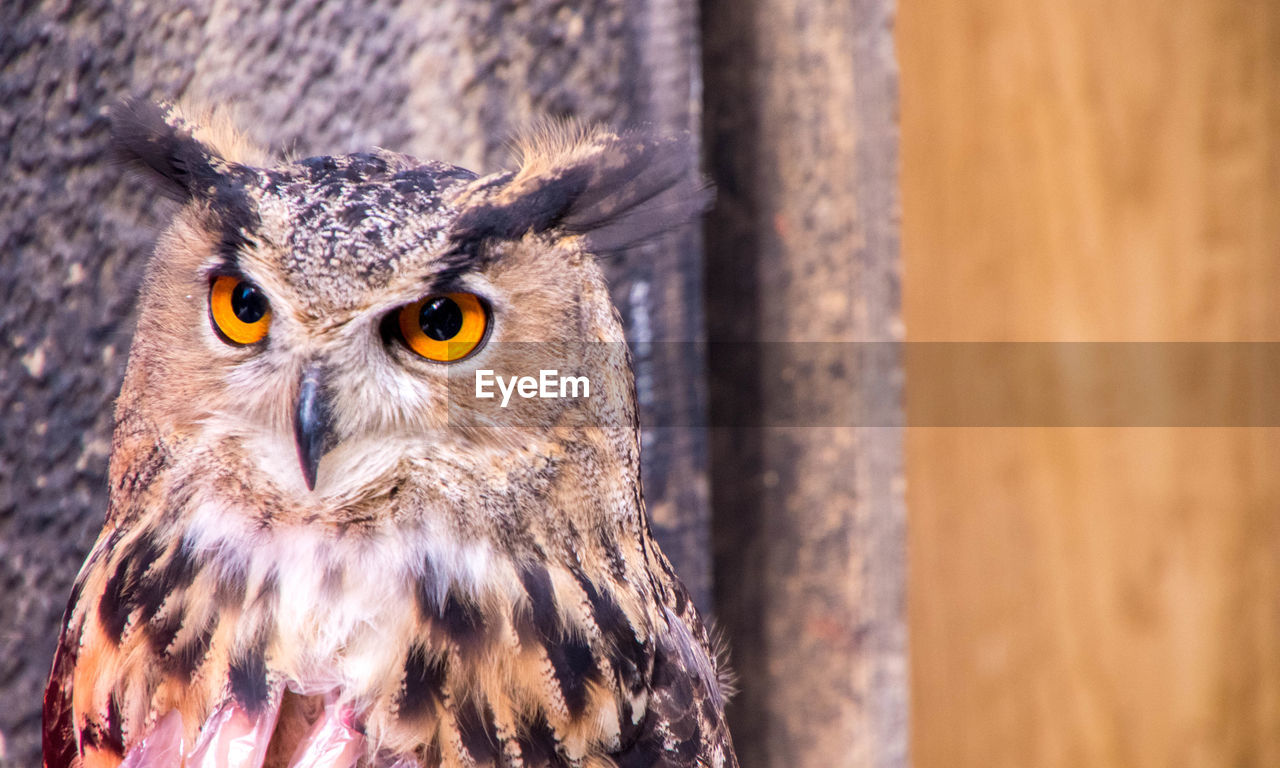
[44,427,735,768]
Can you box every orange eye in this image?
[397,292,488,362]
[209,275,272,345]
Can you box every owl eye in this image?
[209,275,272,345]
[396,292,488,362]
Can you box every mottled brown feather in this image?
[44,101,732,768]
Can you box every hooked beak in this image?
[293,365,335,491]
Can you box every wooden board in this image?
[900,0,1280,765]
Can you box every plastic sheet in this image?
[112,687,398,767]
[186,696,282,768]
[119,710,185,768]
[287,695,365,768]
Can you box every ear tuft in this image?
[552,128,713,254]
[110,99,266,201]
[451,122,712,255]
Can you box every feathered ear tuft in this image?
[450,122,712,255]
[110,99,267,201]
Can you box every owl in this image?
[42,100,736,768]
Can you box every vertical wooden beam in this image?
[900,1,1280,767]
[702,0,907,766]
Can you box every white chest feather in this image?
[185,500,500,703]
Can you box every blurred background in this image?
[2,0,1278,767]
[901,2,1280,768]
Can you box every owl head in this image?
[109,100,708,530]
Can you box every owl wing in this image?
[46,620,363,768]
[609,603,738,768]
[40,528,367,768]
[43,545,124,768]
[47,633,364,768]
[43,590,82,768]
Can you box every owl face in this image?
[115,102,678,509]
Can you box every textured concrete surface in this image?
[0,1,707,764]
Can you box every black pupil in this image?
[230,281,268,324]
[419,297,464,341]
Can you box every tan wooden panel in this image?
[900,0,1280,766]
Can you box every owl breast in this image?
[184,498,503,708]
[178,497,652,763]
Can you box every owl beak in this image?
[293,365,335,491]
